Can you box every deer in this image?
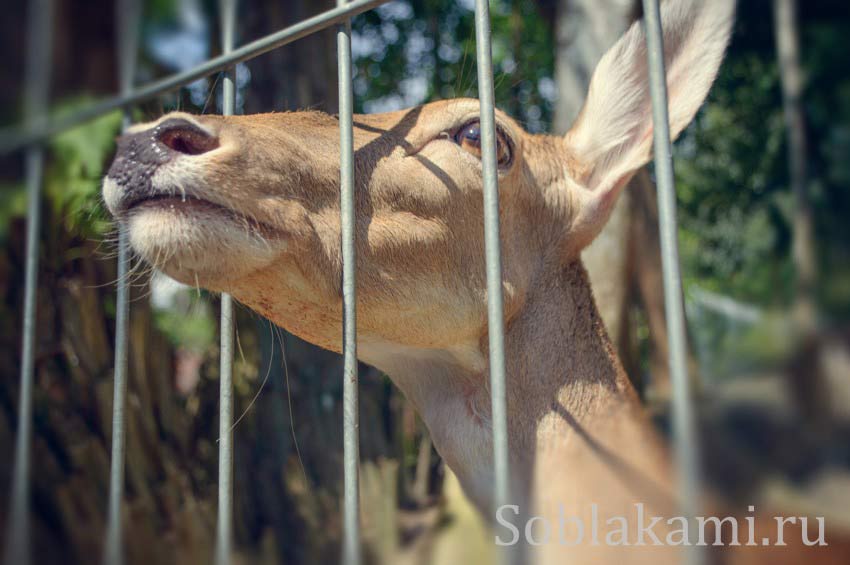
[102,0,847,562]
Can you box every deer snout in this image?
[153,118,220,156]
[104,118,219,216]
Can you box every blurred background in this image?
[1,0,849,563]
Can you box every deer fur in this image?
[102,0,847,562]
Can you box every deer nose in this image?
[154,119,219,156]
[107,118,218,185]
[105,118,220,213]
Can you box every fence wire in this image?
[337,1,362,563]
[215,2,238,565]
[103,0,141,563]
[472,1,514,564]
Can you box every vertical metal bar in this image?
[215,299,235,565]
[337,1,361,564]
[641,0,704,562]
[103,2,140,564]
[473,1,512,563]
[3,2,53,565]
[215,2,238,565]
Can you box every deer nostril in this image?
[156,121,219,156]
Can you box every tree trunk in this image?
[0,217,221,565]
[551,0,637,134]
[774,0,817,335]
[773,0,837,432]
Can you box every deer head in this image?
[103,0,734,541]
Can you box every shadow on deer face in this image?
[103,0,733,358]
[103,100,537,352]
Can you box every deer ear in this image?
[565,0,734,245]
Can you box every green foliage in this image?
[676,1,850,319]
[0,182,26,244]
[352,0,555,132]
[146,0,179,23]
[153,290,217,351]
[46,100,123,238]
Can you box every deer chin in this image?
[123,196,285,289]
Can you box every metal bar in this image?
[103,0,141,563]
[0,0,393,154]
[215,1,238,564]
[3,2,53,565]
[337,1,361,563]
[473,2,512,563]
[641,0,704,562]
[216,298,235,565]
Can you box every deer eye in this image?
[454,121,512,168]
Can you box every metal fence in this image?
[1,1,700,564]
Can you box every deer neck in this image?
[359,260,675,521]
